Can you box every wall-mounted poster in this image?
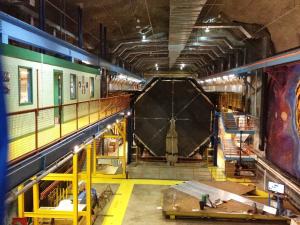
[82,76,85,94]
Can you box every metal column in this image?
[86,144,92,225]
[213,112,219,167]
[103,26,107,59]
[77,6,83,48]
[39,0,45,31]
[127,107,133,164]
[72,153,78,225]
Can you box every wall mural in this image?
[266,63,300,180]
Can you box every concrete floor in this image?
[122,185,287,225]
[127,161,212,181]
[91,162,284,225]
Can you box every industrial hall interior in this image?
[1,0,300,225]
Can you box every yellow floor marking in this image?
[129,179,182,186]
[101,179,182,225]
[93,178,182,185]
[102,181,134,225]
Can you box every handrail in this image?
[8,94,131,116]
[7,94,131,163]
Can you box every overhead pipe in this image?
[127,51,169,63]
[112,39,168,54]
[194,23,253,39]
[117,44,168,57]
[187,43,228,54]
[188,35,244,50]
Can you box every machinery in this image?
[134,77,214,163]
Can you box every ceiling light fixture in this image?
[205,27,210,33]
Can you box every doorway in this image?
[54,70,63,124]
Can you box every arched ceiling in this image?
[2,0,300,75]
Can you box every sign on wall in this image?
[267,181,285,194]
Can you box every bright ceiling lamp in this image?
[180,63,185,70]
[205,27,210,33]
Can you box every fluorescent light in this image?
[82,60,90,65]
[118,74,127,80]
[199,36,208,41]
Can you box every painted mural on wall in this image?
[266,63,300,180]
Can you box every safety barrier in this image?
[7,94,131,163]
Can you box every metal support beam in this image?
[99,23,103,58]
[0,34,8,44]
[33,181,39,225]
[77,6,83,48]
[86,144,92,225]
[39,0,45,31]
[259,71,268,151]
[213,112,219,167]
[17,185,24,218]
[103,26,107,59]
[73,153,78,225]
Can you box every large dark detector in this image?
[134,77,214,158]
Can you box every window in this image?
[90,77,94,98]
[70,74,77,99]
[19,67,33,105]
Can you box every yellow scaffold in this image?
[16,117,128,225]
